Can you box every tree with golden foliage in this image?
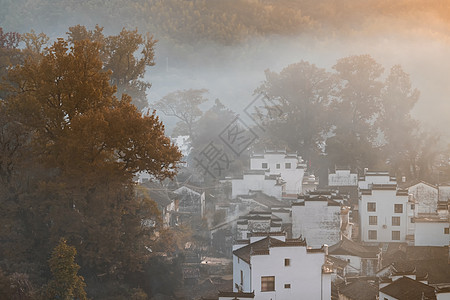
[0,32,181,292]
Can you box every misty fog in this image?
[147,32,450,140]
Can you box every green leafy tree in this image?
[45,238,87,300]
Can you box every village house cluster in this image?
[140,149,450,299]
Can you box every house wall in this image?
[439,185,450,203]
[409,182,438,214]
[250,246,328,300]
[360,189,408,243]
[233,255,252,292]
[358,173,392,189]
[329,170,358,186]
[437,292,450,300]
[331,254,362,276]
[292,201,341,248]
[414,221,450,246]
[231,173,282,199]
[250,153,305,194]
[379,292,398,300]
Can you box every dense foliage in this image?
[1,0,450,45]
[0,28,182,298]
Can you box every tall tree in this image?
[254,61,336,163]
[379,65,421,178]
[326,54,385,170]
[44,238,87,300]
[0,35,181,283]
[154,88,208,139]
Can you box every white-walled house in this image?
[292,194,342,248]
[231,234,332,300]
[406,181,439,215]
[250,150,306,195]
[329,169,358,187]
[358,170,396,189]
[230,170,285,199]
[359,171,410,244]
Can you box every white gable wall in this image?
[292,201,341,248]
[409,182,438,214]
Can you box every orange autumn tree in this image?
[0,36,181,278]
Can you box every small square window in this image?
[392,216,400,226]
[262,163,268,169]
[367,202,376,212]
[276,163,280,169]
[392,231,400,240]
[261,276,275,292]
[368,230,377,240]
[284,258,290,266]
[285,163,291,169]
[284,284,291,289]
[444,228,449,234]
[411,218,415,223]
[394,204,403,213]
[411,204,415,210]
[369,216,377,225]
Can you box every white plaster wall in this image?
[406,201,416,236]
[414,221,450,246]
[332,255,362,275]
[359,174,392,189]
[409,183,438,214]
[379,292,398,300]
[437,292,450,300]
[322,273,332,300]
[233,255,252,292]
[439,185,450,203]
[329,170,358,186]
[251,246,327,300]
[292,201,341,248]
[250,154,305,194]
[360,190,408,243]
[231,174,281,199]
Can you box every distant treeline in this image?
[1,0,450,44]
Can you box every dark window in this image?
[369,216,377,225]
[368,230,377,240]
[392,216,401,226]
[262,163,268,169]
[276,163,280,169]
[285,163,291,169]
[284,258,290,266]
[284,284,291,289]
[240,270,243,285]
[367,202,376,212]
[394,204,403,213]
[392,231,400,240]
[411,204,415,210]
[411,218,415,223]
[261,276,275,292]
[445,228,449,234]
